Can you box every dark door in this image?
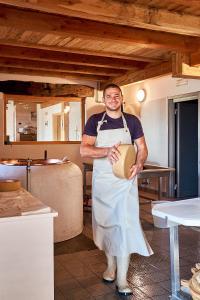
[175,100,198,198]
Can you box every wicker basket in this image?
[190,286,200,300]
[181,264,200,300]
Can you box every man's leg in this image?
[103,253,116,283]
[116,255,133,296]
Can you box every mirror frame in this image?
[4,94,85,145]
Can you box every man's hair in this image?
[103,83,122,98]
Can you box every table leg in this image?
[169,226,192,300]
[169,171,175,198]
[158,176,163,199]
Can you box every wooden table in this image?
[139,164,175,199]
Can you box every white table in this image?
[152,198,200,300]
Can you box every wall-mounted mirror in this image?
[4,94,85,144]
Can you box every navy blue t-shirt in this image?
[84,112,144,143]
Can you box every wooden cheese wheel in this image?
[112,144,136,179]
[0,180,21,192]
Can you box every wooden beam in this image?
[0,45,147,70]
[191,52,200,67]
[0,66,108,81]
[0,39,161,63]
[0,81,94,97]
[164,0,200,6]
[0,57,125,76]
[0,0,200,36]
[5,94,81,103]
[101,62,172,87]
[172,53,200,79]
[36,85,94,98]
[0,5,199,52]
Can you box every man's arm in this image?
[129,136,148,179]
[80,134,120,161]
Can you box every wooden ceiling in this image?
[0,0,200,87]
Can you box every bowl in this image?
[0,179,21,192]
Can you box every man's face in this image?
[103,87,123,112]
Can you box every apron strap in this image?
[97,112,106,133]
[122,113,129,133]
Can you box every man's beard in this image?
[106,105,121,112]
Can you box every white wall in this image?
[122,75,200,167]
[38,103,63,141]
[69,102,82,141]
[6,100,16,142]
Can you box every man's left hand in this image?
[129,164,143,180]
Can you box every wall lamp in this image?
[136,89,146,102]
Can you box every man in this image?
[80,84,153,296]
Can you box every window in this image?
[4,94,85,144]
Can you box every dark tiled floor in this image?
[54,196,200,299]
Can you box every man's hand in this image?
[107,143,121,164]
[128,136,148,180]
[129,163,143,180]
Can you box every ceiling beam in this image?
[172,53,200,79]
[0,57,126,76]
[0,39,161,63]
[101,62,172,87]
[0,0,200,36]
[191,52,200,67]
[0,45,147,70]
[0,66,109,81]
[7,96,79,103]
[0,81,94,97]
[164,0,200,6]
[0,5,200,52]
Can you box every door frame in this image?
[168,91,200,197]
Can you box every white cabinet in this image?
[0,189,57,300]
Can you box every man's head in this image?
[102,84,123,112]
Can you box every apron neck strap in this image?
[97,112,106,133]
[121,113,129,131]
[97,112,128,132]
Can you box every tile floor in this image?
[54,196,200,300]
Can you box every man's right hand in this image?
[107,143,121,164]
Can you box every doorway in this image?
[169,95,199,199]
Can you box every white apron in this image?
[92,112,153,257]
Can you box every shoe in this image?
[103,254,116,283]
[103,271,115,283]
[116,255,132,296]
[103,277,115,283]
[116,285,133,296]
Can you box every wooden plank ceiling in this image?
[0,0,199,86]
